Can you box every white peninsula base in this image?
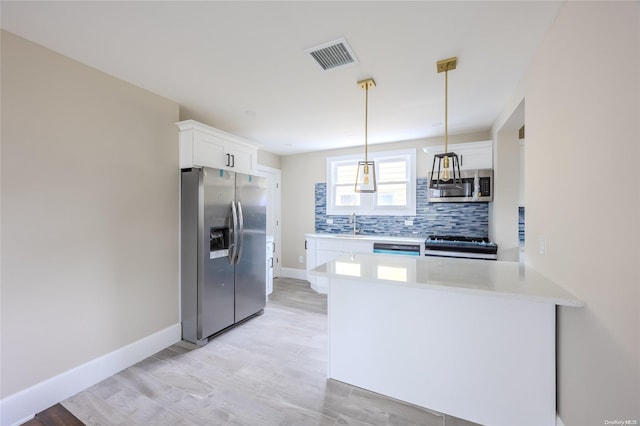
[316,254,582,426]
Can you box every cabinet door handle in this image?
[226,153,231,167]
[305,240,308,250]
[272,242,276,253]
[231,154,235,168]
[460,155,463,166]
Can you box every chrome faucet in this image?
[350,212,358,235]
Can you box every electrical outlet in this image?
[326,218,333,224]
[298,255,304,263]
[404,220,413,226]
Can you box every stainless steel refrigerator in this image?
[181,167,266,346]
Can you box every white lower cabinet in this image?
[305,238,318,289]
[266,237,274,297]
[306,236,373,293]
[312,251,337,294]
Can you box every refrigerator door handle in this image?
[229,201,238,264]
[235,201,244,264]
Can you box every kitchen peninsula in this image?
[312,254,582,426]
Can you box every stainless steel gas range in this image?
[424,235,498,260]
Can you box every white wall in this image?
[495,2,640,423]
[280,131,490,270]
[1,31,180,399]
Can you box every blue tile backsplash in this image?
[315,177,489,238]
[519,206,525,245]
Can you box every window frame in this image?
[326,149,416,216]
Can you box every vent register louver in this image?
[306,38,359,71]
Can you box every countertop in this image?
[305,233,425,244]
[312,253,582,307]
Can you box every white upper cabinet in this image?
[423,140,493,171]
[177,120,258,173]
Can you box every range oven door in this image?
[424,249,497,260]
[373,242,421,256]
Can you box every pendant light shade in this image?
[431,57,461,184]
[355,78,377,193]
[355,160,376,192]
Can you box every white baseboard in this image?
[0,323,181,426]
[557,413,566,426]
[280,267,308,281]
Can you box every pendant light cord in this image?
[444,69,448,153]
[364,84,369,162]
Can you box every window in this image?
[326,149,416,216]
[334,161,360,207]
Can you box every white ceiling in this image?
[1,1,562,155]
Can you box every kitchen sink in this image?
[334,234,366,239]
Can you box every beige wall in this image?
[257,149,282,169]
[496,2,639,423]
[490,100,524,261]
[280,131,490,269]
[0,31,180,397]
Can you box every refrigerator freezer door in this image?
[180,169,201,344]
[235,202,244,264]
[200,168,236,339]
[234,173,267,322]
[229,200,238,263]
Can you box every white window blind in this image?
[334,163,360,207]
[376,159,408,207]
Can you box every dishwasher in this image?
[372,242,421,256]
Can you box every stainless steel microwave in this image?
[427,168,493,202]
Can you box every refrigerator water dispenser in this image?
[209,227,229,259]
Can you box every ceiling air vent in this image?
[305,38,359,71]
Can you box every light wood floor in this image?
[63,278,480,426]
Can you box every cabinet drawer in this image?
[316,239,372,253]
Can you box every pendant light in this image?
[431,57,461,184]
[354,78,377,193]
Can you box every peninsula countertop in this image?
[312,252,582,307]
